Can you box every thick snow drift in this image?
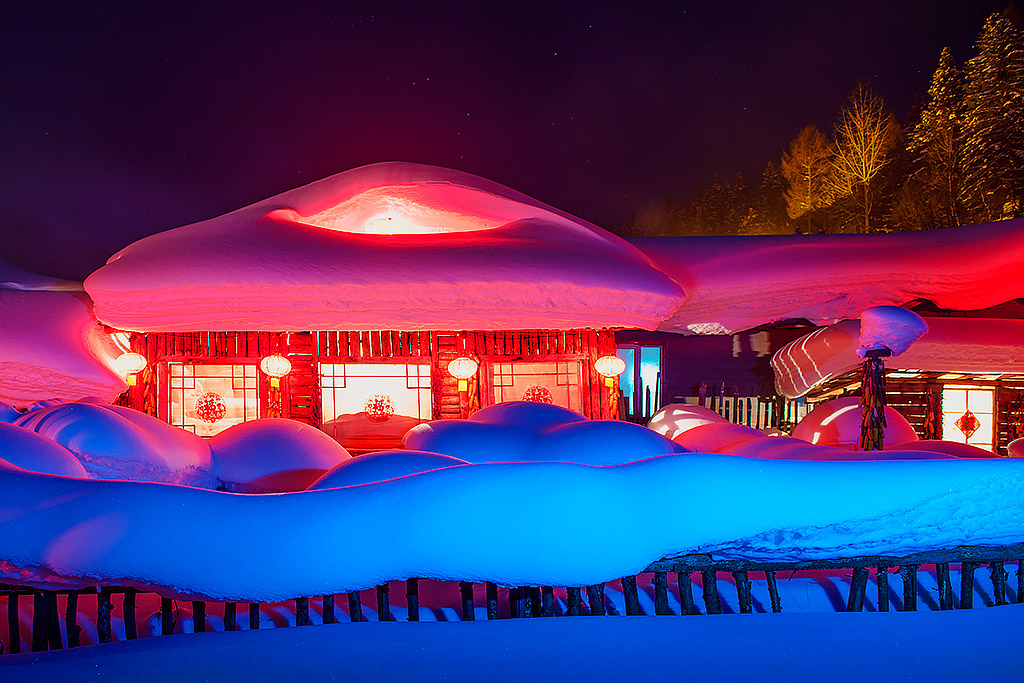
[791,396,919,450]
[773,317,1024,398]
[0,289,126,406]
[857,306,928,357]
[210,418,352,493]
[404,401,682,465]
[84,162,683,332]
[0,423,88,477]
[308,450,468,489]
[632,219,1024,334]
[12,402,215,487]
[646,402,727,440]
[1,452,1023,599]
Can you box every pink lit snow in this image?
[84,162,683,332]
[632,219,1024,334]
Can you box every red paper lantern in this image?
[364,393,395,422]
[522,385,553,404]
[195,392,227,423]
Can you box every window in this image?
[616,345,662,419]
[941,386,994,449]
[168,363,259,437]
[320,363,432,451]
[491,360,582,410]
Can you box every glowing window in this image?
[616,345,662,419]
[491,361,581,410]
[168,363,259,437]
[941,386,994,449]
[320,363,432,451]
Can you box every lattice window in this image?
[167,363,258,437]
[941,386,994,449]
[320,363,432,450]
[491,360,581,410]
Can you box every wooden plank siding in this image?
[123,329,617,436]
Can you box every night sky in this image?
[0,1,1008,280]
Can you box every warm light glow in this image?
[447,356,479,380]
[112,332,133,354]
[114,352,147,378]
[595,354,627,378]
[260,354,292,379]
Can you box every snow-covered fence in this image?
[3,548,1022,655]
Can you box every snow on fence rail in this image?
[2,548,1022,655]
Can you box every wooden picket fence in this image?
[3,544,1021,655]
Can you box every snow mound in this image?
[0,423,89,477]
[671,422,765,453]
[0,289,126,406]
[2,454,1024,598]
[891,440,996,459]
[307,450,468,489]
[0,400,20,423]
[12,403,215,487]
[404,401,682,465]
[857,306,928,358]
[792,397,919,450]
[631,219,1024,334]
[84,162,683,332]
[721,435,952,461]
[210,418,352,493]
[646,403,727,440]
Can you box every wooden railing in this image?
[3,545,1021,654]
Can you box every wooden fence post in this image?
[991,563,1008,606]
[98,589,112,644]
[734,571,753,614]
[765,571,782,613]
[900,566,918,611]
[566,587,581,617]
[653,572,670,615]
[406,580,419,622]
[678,573,696,615]
[65,592,79,648]
[123,590,137,640]
[960,563,977,609]
[585,584,605,616]
[701,571,722,615]
[459,582,475,621]
[847,568,868,612]
[622,576,641,616]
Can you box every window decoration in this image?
[942,386,994,449]
[492,361,581,410]
[522,385,554,404]
[364,393,396,422]
[195,392,227,424]
[168,363,258,437]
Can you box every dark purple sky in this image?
[0,1,1007,279]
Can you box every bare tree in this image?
[828,83,901,232]
[781,124,832,232]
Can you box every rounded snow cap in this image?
[857,306,928,358]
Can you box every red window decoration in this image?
[954,410,981,439]
[195,392,227,424]
[522,385,554,404]
[364,393,396,422]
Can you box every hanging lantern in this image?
[522,385,554,404]
[364,393,395,422]
[195,392,227,423]
[447,356,479,392]
[595,354,627,388]
[114,352,147,386]
[260,353,292,387]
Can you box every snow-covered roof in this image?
[0,288,126,406]
[631,220,1024,335]
[84,162,683,332]
[772,317,1024,398]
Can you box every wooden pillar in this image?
[991,563,1008,606]
[249,602,260,630]
[701,571,722,615]
[65,592,79,648]
[846,567,869,612]
[541,586,554,617]
[459,582,475,621]
[348,592,363,622]
[123,590,137,640]
[678,573,696,615]
[566,587,582,617]
[98,589,112,644]
[734,571,753,614]
[765,571,782,613]
[161,598,174,635]
[622,576,641,616]
[485,582,498,620]
[376,584,390,621]
[192,601,206,632]
[585,584,605,616]
[224,602,237,631]
[876,567,890,612]
[323,595,336,625]
[653,572,671,615]
[936,563,954,610]
[900,565,918,611]
[960,563,977,609]
[296,597,310,626]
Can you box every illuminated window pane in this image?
[167,363,259,437]
[491,361,581,410]
[941,386,994,449]
[616,348,636,404]
[320,363,432,451]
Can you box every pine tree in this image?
[781,125,832,232]
[961,12,1024,221]
[908,47,966,227]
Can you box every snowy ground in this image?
[3,605,1024,682]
